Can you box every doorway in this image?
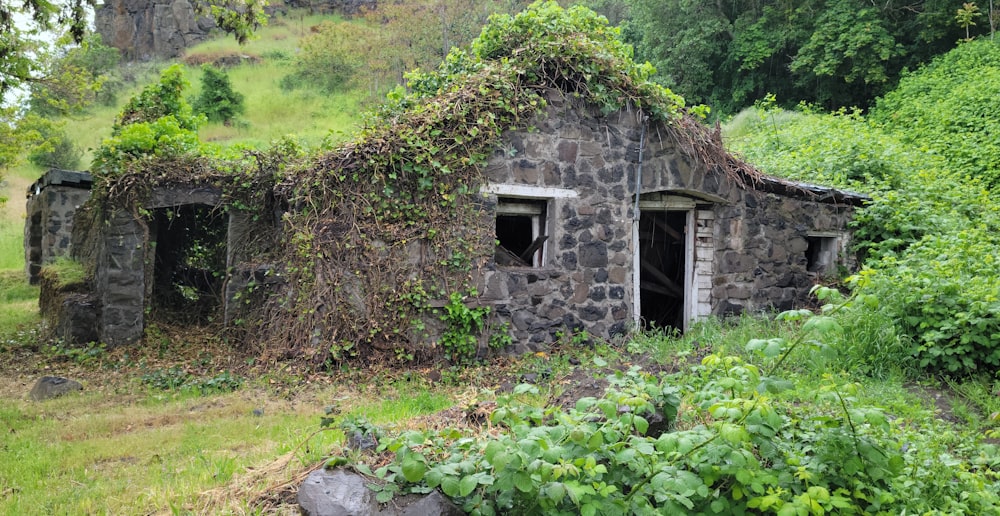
[637,210,689,331]
[149,204,228,324]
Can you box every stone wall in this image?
[473,92,859,351]
[478,92,658,352]
[24,170,93,285]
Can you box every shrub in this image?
[870,38,1000,188]
[281,21,367,93]
[192,64,245,124]
[862,227,1000,375]
[27,126,82,170]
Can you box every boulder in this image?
[29,376,83,401]
[298,468,463,516]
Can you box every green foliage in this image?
[92,66,207,182]
[870,38,1000,188]
[141,366,243,394]
[860,228,1000,375]
[625,0,969,114]
[0,0,96,104]
[193,65,245,124]
[281,20,368,93]
[348,294,1000,513]
[439,291,490,362]
[47,340,107,366]
[30,33,122,117]
[112,65,200,132]
[0,111,63,172]
[729,37,1000,376]
[26,124,82,170]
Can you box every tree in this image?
[623,0,973,115]
[193,65,245,124]
[956,2,983,41]
[29,33,122,117]
[0,0,267,106]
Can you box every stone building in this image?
[37,92,865,351]
[23,170,93,285]
[473,93,864,349]
[33,92,865,349]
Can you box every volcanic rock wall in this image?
[94,0,378,60]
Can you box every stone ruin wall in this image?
[24,186,91,285]
[711,193,857,316]
[476,94,646,353]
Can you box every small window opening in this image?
[805,235,838,273]
[495,198,548,267]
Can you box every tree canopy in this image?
[624,0,977,114]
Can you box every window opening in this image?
[805,235,838,273]
[638,210,687,331]
[150,204,228,325]
[495,198,548,267]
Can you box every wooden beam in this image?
[651,217,683,242]
[640,258,684,298]
[518,235,548,264]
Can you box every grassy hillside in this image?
[0,9,367,341]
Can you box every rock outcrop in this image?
[95,0,214,60]
[95,0,379,61]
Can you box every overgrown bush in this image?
[281,21,367,93]
[26,125,82,170]
[93,65,208,181]
[861,227,1000,375]
[870,38,1000,188]
[347,297,1000,513]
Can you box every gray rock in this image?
[299,468,377,516]
[29,376,83,401]
[399,491,464,516]
[298,468,464,516]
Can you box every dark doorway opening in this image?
[638,210,687,331]
[150,205,228,325]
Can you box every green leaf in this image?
[441,475,461,497]
[587,431,603,451]
[375,489,394,503]
[632,415,649,435]
[544,482,566,502]
[459,474,478,497]
[401,456,426,483]
[513,471,534,493]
